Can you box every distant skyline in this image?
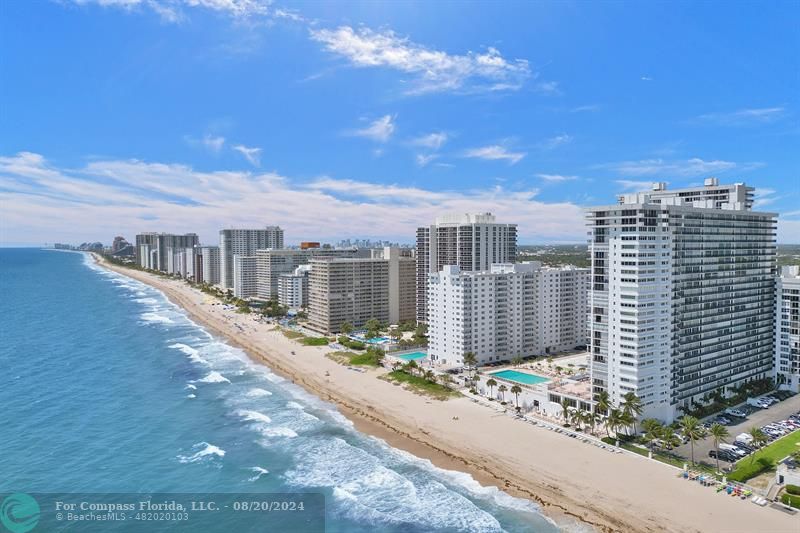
[1,1,798,245]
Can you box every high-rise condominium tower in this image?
[219,227,283,288]
[135,232,199,271]
[416,213,517,324]
[587,178,776,422]
[776,266,800,393]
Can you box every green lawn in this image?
[728,431,800,482]
[380,370,458,401]
[301,337,330,346]
[281,330,305,340]
[325,351,382,367]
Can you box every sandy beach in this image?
[95,255,798,533]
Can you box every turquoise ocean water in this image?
[0,249,561,532]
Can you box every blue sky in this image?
[1,0,798,246]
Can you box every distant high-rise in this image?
[199,245,221,285]
[219,227,283,288]
[233,255,258,299]
[776,266,800,393]
[416,213,517,324]
[587,178,776,422]
[135,232,199,271]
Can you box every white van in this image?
[719,443,746,456]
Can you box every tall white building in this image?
[233,255,258,299]
[776,266,800,392]
[199,245,221,285]
[427,262,589,366]
[416,213,517,323]
[219,227,283,289]
[278,265,311,310]
[587,179,777,422]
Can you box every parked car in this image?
[725,408,747,418]
[709,450,738,462]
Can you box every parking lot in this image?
[673,393,800,467]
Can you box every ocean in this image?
[0,248,561,532]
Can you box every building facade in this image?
[427,262,589,367]
[135,232,199,271]
[278,265,311,310]
[254,247,367,301]
[199,245,221,285]
[307,258,390,333]
[416,213,517,324]
[219,227,284,288]
[587,179,777,422]
[776,266,800,393]
[233,255,258,299]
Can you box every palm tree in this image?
[621,392,644,434]
[404,360,419,377]
[679,415,705,464]
[510,385,522,410]
[340,322,353,335]
[641,419,663,452]
[486,378,497,399]
[588,411,602,436]
[512,356,523,368]
[619,411,635,437]
[709,423,730,472]
[661,427,681,450]
[391,361,402,372]
[424,370,435,382]
[606,408,623,438]
[463,352,477,373]
[595,390,610,417]
[498,384,508,403]
[560,398,573,425]
[748,427,768,462]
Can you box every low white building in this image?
[427,262,589,367]
[233,255,258,299]
[278,264,311,309]
[776,265,800,392]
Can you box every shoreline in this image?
[94,254,798,533]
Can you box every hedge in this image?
[781,493,800,510]
[786,484,800,496]
[727,457,775,482]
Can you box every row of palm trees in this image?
[484,378,523,409]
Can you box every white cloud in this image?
[416,154,438,167]
[534,81,560,95]
[537,173,577,182]
[540,134,572,150]
[604,157,742,177]
[697,107,786,125]
[410,132,448,150]
[232,144,262,166]
[641,75,653,81]
[463,145,526,165]
[68,0,271,22]
[309,25,531,95]
[348,115,396,143]
[615,179,662,191]
[570,104,600,113]
[0,151,590,245]
[203,135,225,153]
[753,188,781,209]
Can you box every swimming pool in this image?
[366,336,390,344]
[397,352,427,361]
[490,369,549,386]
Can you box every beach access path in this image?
[96,256,799,533]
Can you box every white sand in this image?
[97,256,798,533]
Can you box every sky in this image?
[1,0,798,246]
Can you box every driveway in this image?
[672,394,800,466]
